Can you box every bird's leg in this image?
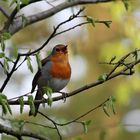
[58,91,68,102]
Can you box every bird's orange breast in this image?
[49,54,71,79]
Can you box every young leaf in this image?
[28,95,35,115]
[1,101,8,115]
[86,16,95,27]
[3,58,9,74]
[27,56,33,73]
[82,122,87,134]
[21,0,29,4]
[12,44,18,58]
[35,52,42,69]
[18,120,25,131]
[0,52,5,58]
[16,0,21,11]
[0,94,7,99]
[109,96,116,115]
[0,95,7,115]
[22,15,28,28]
[82,120,92,134]
[1,39,5,51]
[19,97,24,114]
[0,94,12,115]
[98,74,107,82]
[84,120,92,126]
[122,0,129,11]
[5,101,12,115]
[102,104,110,117]
[5,56,14,63]
[1,32,11,40]
[43,86,53,107]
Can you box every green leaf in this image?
[1,101,8,115]
[0,52,5,58]
[86,16,95,27]
[1,38,5,51]
[12,44,18,58]
[5,56,14,63]
[82,120,92,134]
[35,52,42,69]
[18,120,25,131]
[122,0,129,11]
[109,96,116,115]
[82,122,88,134]
[84,120,92,126]
[0,94,7,100]
[1,32,11,40]
[19,97,24,114]
[5,101,12,115]
[22,15,28,28]
[102,104,110,117]
[28,95,35,115]
[0,94,12,115]
[98,74,107,82]
[21,0,29,4]
[43,86,53,107]
[16,0,21,11]
[27,56,33,73]
[3,58,9,73]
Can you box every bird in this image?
[29,44,71,116]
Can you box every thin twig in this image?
[0,6,10,18]
[0,55,20,92]
[38,98,109,127]
[19,7,85,56]
[7,49,140,105]
[2,0,113,35]
[8,91,32,101]
[106,49,140,79]
[38,112,62,140]
[0,123,48,140]
[44,0,55,7]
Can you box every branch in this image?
[38,98,110,127]
[38,112,62,140]
[7,49,140,105]
[0,123,49,140]
[0,55,20,92]
[3,0,113,35]
[19,7,86,56]
[1,8,108,95]
[0,6,10,18]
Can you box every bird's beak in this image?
[63,45,68,53]
[65,45,68,49]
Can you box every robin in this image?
[29,44,71,116]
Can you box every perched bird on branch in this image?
[29,44,71,116]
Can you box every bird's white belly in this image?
[38,77,69,92]
[49,78,69,91]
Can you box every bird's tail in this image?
[29,89,43,116]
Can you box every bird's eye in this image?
[56,48,60,52]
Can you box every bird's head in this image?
[52,44,68,55]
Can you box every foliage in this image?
[0,0,140,140]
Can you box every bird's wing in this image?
[31,56,51,93]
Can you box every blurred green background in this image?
[1,0,140,140]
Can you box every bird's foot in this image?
[58,91,68,102]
